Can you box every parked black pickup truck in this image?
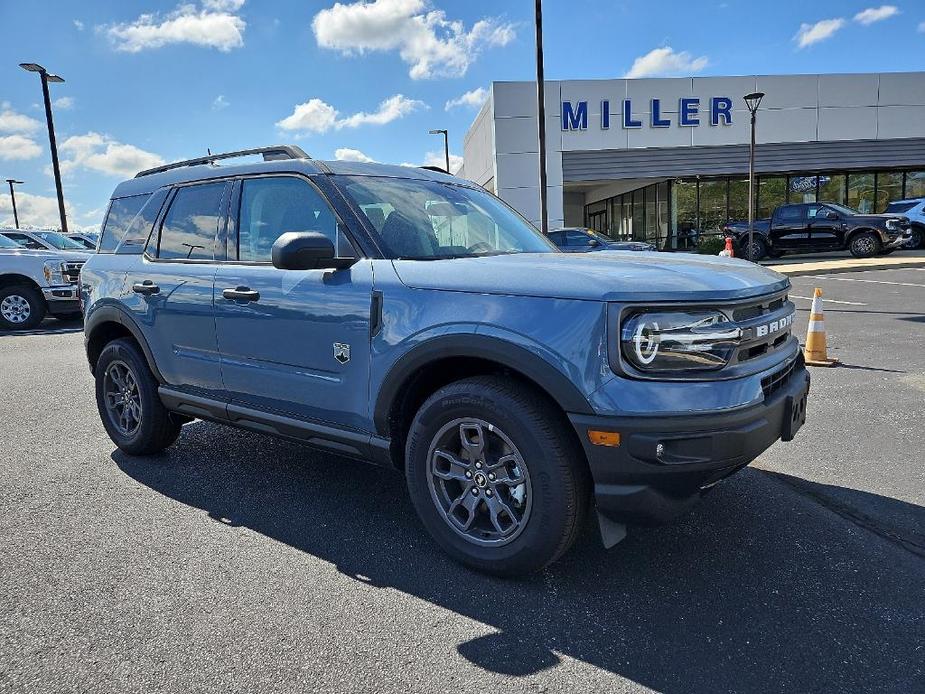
[724,202,911,260]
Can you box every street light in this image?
[534,0,548,234]
[428,129,450,174]
[5,179,24,228]
[743,91,765,260]
[19,62,68,233]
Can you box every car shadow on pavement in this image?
[113,423,924,693]
[0,318,82,337]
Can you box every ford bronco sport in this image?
[81,146,810,576]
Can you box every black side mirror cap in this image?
[271,231,357,270]
[587,239,600,247]
[825,211,839,220]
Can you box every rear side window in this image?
[99,194,150,253]
[155,182,226,260]
[885,202,916,214]
[776,205,804,222]
[237,176,338,262]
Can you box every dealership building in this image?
[462,72,925,248]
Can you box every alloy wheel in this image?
[854,236,875,255]
[426,418,532,547]
[103,360,142,437]
[0,295,31,324]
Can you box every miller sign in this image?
[562,97,734,131]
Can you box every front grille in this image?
[727,291,795,366]
[732,294,786,322]
[761,358,796,397]
[62,261,84,285]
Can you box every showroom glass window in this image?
[671,179,698,249]
[698,179,726,233]
[727,178,749,224]
[818,174,846,205]
[155,182,226,260]
[876,173,904,213]
[757,177,786,219]
[656,182,669,249]
[906,171,925,199]
[644,186,657,244]
[848,173,876,213]
[632,189,644,241]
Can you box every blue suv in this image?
[81,145,810,575]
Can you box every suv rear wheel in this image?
[0,285,45,330]
[95,338,181,455]
[405,376,589,576]
[849,231,880,258]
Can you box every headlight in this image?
[42,260,66,285]
[620,310,742,372]
[886,219,898,230]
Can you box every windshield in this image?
[33,231,87,250]
[69,236,97,249]
[338,176,557,259]
[826,203,859,216]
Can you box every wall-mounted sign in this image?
[562,98,734,131]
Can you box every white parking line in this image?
[791,295,867,306]
[800,275,925,289]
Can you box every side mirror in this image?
[587,239,601,247]
[271,231,357,271]
[825,211,838,220]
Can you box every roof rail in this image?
[135,145,310,178]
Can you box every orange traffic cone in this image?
[719,237,735,257]
[804,288,838,367]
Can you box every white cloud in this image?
[312,0,515,79]
[445,87,488,111]
[624,47,708,78]
[0,107,42,134]
[854,5,899,25]
[0,191,72,229]
[59,132,165,177]
[212,94,229,110]
[334,148,377,163]
[73,19,85,31]
[920,21,925,33]
[103,0,246,52]
[53,96,75,110]
[0,135,42,160]
[402,150,462,173]
[794,18,846,48]
[276,94,425,135]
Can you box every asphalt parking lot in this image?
[1,267,923,694]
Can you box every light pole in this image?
[20,63,68,233]
[428,129,450,174]
[6,179,24,228]
[534,0,548,234]
[743,91,765,260]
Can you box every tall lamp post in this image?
[19,63,68,233]
[534,0,548,234]
[428,129,450,174]
[6,179,24,228]
[743,91,765,260]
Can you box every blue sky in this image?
[0,0,923,230]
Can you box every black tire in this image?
[743,237,767,261]
[849,231,881,258]
[95,338,181,455]
[405,376,590,576]
[0,285,46,330]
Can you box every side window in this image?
[566,230,593,246]
[156,182,226,260]
[118,189,169,254]
[237,177,339,262]
[4,233,44,250]
[806,205,823,219]
[547,231,565,246]
[99,194,150,253]
[777,205,804,222]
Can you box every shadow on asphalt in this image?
[0,318,82,338]
[113,422,923,693]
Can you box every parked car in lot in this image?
[0,233,85,329]
[66,232,100,251]
[884,198,925,249]
[0,229,92,253]
[723,202,911,260]
[81,145,810,575]
[548,227,656,252]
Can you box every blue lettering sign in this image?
[679,98,700,126]
[622,99,642,129]
[562,101,588,131]
[710,97,733,126]
[651,98,670,128]
[601,100,610,129]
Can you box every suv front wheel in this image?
[405,376,589,576]
[849,231,881,258]
[95,338,181,455]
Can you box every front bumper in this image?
[569,359,810,526]
[885,230,912,249]
[41,285,80,315]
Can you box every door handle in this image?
[222,286,260,302]
[132,281,160,295]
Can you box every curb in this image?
[765,258,925,277]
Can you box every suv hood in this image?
[852,213,908,225]
[392,252,789,302]
[0,248,89,262]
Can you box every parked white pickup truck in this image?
[0,234,88,330]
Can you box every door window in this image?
[566,230,593,246]
[237,177,338,262]
[2,233,45,249]
[155,182,226,260]
[776,205,804,223]
[806,205,825,219]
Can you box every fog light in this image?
[588,430,621,447]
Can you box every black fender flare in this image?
[84,304,165,383]
[372,333,596,436]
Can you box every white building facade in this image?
[463,72,925,249]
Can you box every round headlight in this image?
[632,319,660,365]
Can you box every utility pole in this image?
[534,0,548,234]
[428,129,450,173]
[6,179,24,228]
